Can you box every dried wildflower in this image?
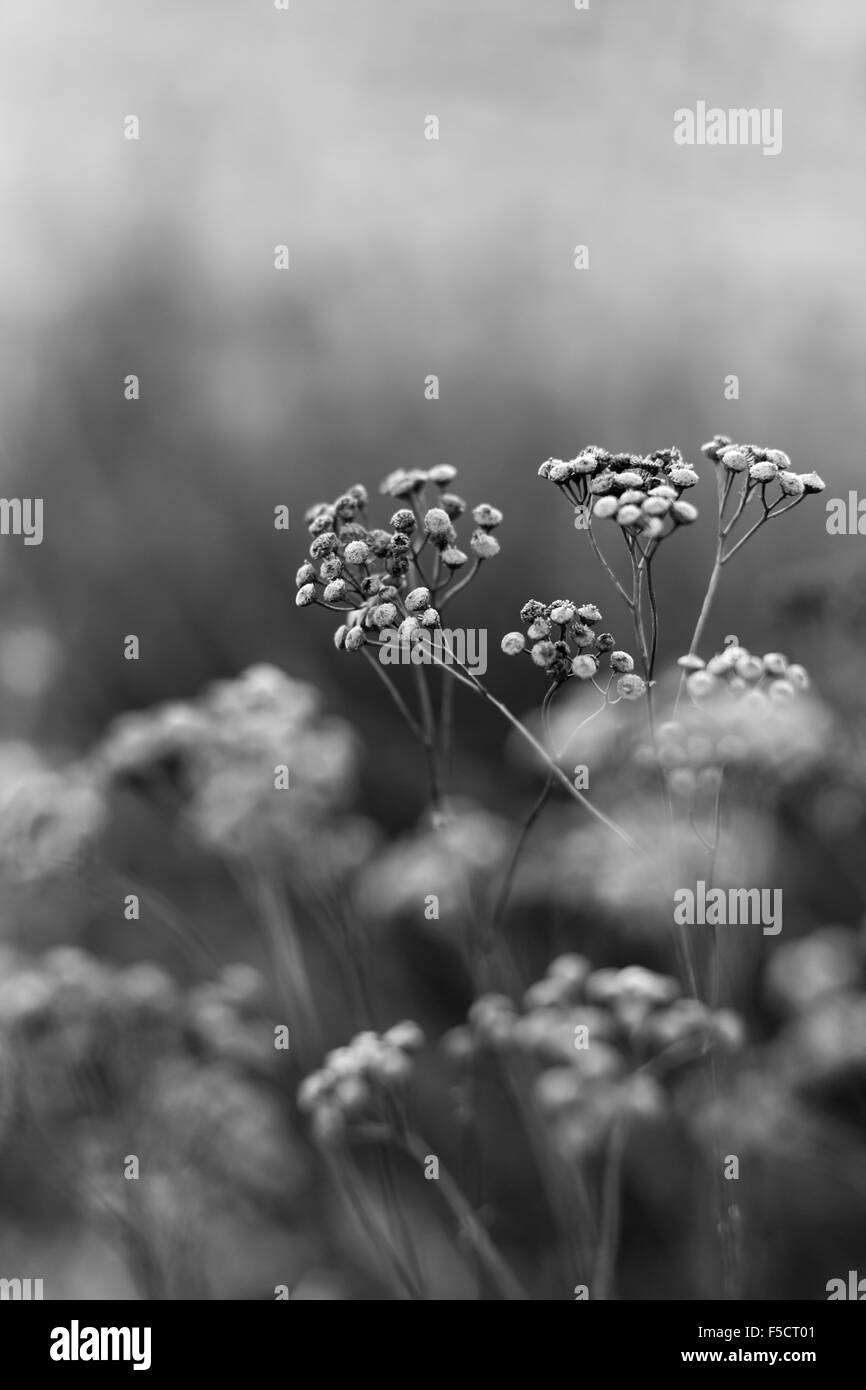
[343,540,369,565]
[471,530,500,559]
[441,546,468,568]
[295,584,316,607]
[531,641,556,667]
[405,586,431,613]
[571,654,597,679]
[295,562,316,587]
[427,463,457,486]
[617,674,647,700]
[501,632,526,655]
[472,503,504,529]
[423,507,452,540]
[390,509,416,533]
[440,492,466,518]
[322,579,347,603]
[610,651,634,674]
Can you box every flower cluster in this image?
[538,446,700,539]
[295,466,503,652]
[501,598,646,697]
[679,643,809,707]
[297,1021,425,1146]
[96,664,364,863]
[443,957,742,1157]
[643,645,827,794]
[701,435,825,501]
[0,945,278,1130]
[0,742,106,884]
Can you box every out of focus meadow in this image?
[0,0,865,1298]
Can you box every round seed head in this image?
[501,632,526,655]
[343,540,370,565]
[571,654,598,679]
[592,495,619,519]
[295,584,316,607]
[405,586,431,613]
[617,673,647,700]
[471,530,500,559]
[610,651,634,673]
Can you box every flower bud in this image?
[343,540,369,565]
[295,584,316,607]
[471,530,500,559]
[571,654,598,679]
[405,587,431,613]
[671,500,698,524]
[472,503,504,529]
[668,464,699,488]
[749,461,778,484]
[501,632,526,655]
[617,674,647,700]
[296,562,316,587]
[428,463,458,486]
[592,495,619,519]
[720,447,750,472]
[778,471,805,498]
[610,651,634,673]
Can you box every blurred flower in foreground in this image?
[96,664,365,865]
[356,801,511,924]
[298,1022,425,1146]
[443,956,742,1159]
[0,741,106,883]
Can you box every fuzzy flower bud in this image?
[343,540,369,565]
[472,503,504,530]
[390,509,416,533]
[763,652,788,676]
[471,530,500,559]
[749,461,778,484]
[617,674,647,700]
[668,464,699,488]
[296,562,316,587]
[720,447,750,472]
[765,449,792,470]
[610,651,634,674]
[593,495,619,519]
[423,507,452,539]
[799,471,826,493]
[420,608,441,628]
[501,632,526,655]
[440,492,466,518]
[671,500,698,524]
[577,603,602,624]
[549,601,575,625]
[441,546,468,569]
[617,504,642,527]
[295,584,316,607]
[310,531,340,559]
[778,471,805,498]
[531,641,556,668]
[371,602,398,629]
[428,463,457,486]
[571,654,598,679]
[405,587,431,613]
[520,600,547,623]
[323,579,347,603]
[344,627,366,651]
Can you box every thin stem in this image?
[401,1131,528,1300]
[362,647,425,742]
[429,645,642,853]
